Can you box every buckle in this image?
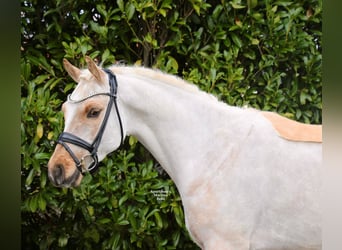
[80,154,99,173]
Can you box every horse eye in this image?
[87,108,102,118]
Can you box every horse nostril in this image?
[53,164,65,186]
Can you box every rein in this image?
[57,68,124,174]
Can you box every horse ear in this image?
[63,59,81,82]
[85,56,106,84]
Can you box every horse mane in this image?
[109,66,202,94]
[73,64,220,107]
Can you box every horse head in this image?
[47,57,124,187]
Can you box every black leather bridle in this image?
[57,68,124,174]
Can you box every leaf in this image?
[34,75,49,85]
[111,197,118,208]
[117,219,130,225]
[40,171,47,188]
[98,218,112,224]
[96,4,107,17]
[159,8,167,17]
[28,194,39,212]
[128,213,137,230]
[58,235,68,247]
[101,49,111,63]
[251,38,259,45]
[34,152,50,160]
[300,90,311,105]
[119,194,128,206]
[272,5,278,13]
[172,231,181,246]
[125,2,135,20]
[247,0,258,9]
[21,61,31,80]
[144,33,158,48]
[94,196,109,204]
[146,208,160,219]
[230,1,246,9]
[87,206,94,216]
[231,33,242,48]
[36,123,43,139]
[90,21,108,36]
[134,60,142,66]
[154,211,163,228]
[243,50,256,60]
[110,234,120,248]
[212,5,223,19]
[47,131,54,140]
[38,195,46,211]
[166,56,178,73]
[25,168,36,187]
[117,0,124,11]
[172,206,184,227]
[80,44,90,55]
[191,1,201,15]
[129,135,138,146]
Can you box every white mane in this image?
[109,66,197,92]
[108,65,222,105]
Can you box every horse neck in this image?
[116,70,237,190]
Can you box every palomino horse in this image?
[48,57,322,250]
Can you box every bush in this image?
[21,0,321,249]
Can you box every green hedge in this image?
[21,0,321,249]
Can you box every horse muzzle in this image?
[47,144,84,188]
[48,163,81,188]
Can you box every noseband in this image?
[57,68,124,174]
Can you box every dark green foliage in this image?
[21,0,321,249]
